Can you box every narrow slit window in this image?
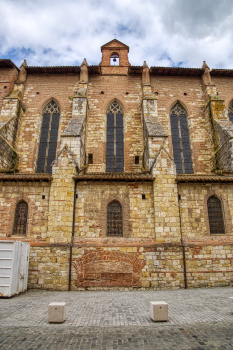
[88,153,93,164]
[106,101,124,172]
[228,101,233,123]
[13,201,28,235]
[207,196,225,234]
[135,156,139,164]
[107,201,123,237]
[170,103,193,174]
[36,101,60,174]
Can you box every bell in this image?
[113,58,117,62]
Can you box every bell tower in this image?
[100,39,130,71]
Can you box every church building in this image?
[0,39,232,290]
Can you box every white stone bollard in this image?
[150,301,168,322]
[48,302,66,323]
[229,297,233,314]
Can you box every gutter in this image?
[68,180,77,291]
[177,185,188,289]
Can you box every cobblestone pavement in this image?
[0,287,233,349]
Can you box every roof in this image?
[101,39,129,52]
[0,59,19,71]
[210,69,233,77]
[0,173,53,181]
[176,175,233,182]
[73,172,154,181]
[150,66,204,77]
[128,66,143,75]
[25,65,101,75]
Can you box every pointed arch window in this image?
[107,201,123,236]
[170,103,193,174]
[13,201,28,235]
[36,101,60,174]
[207,196,225,234]
[106,101,124,172]
[228,100,233,123]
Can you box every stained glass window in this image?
[36,101,60,174]
[207,196,225,234]
[170,103,193,174]
[228,101,233,123]
[107,201,123,236]
[12,201,28,235]
[106,101,124,172]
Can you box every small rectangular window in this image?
[135,156,139,164]
[88,153,93,164]
[142,194,146,200]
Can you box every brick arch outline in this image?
[35,97,62,173]
[100,185,130,238]
[8,194,31,238]
[203,190,232,235]
[72,249,146,288]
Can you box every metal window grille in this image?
[170,103,193,174]
[12,201,28,235]
[207,196,225,234]
[228,101,233,123]
[107,201,123,237]
[106,102,124,172]
[36,101,60,174]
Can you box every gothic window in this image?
[170,103,193,174]
[107,201,123,237]
[36,101,60,173]
[207,196,225,234]
[12,201,28,235]
[106,101,124,172]
[228,100,233,123]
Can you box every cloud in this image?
[0,0,233,69]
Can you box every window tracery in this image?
[106,101,124,172]
[36,101,60,174]
[170,103,193,174]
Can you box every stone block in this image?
[150,301,168,322]
[48,302,66,323]
[229,297,233,313]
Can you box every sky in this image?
[0,0,233,69]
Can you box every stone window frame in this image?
[228,99,233,123]
[169,100,193,174]
[203,190,232,236]
[36,97,62,174]
[105,98,125,173]
[9,195,32,238]
[100,186,130,238]
[107,200,123,237]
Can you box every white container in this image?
[0,241,30,297]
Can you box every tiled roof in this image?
[26,66,80,74]
[74,172,154,181]
[0,173,53,181]
[210,69,233,77]
[176,175,233,182]
[0,59,19,71]
[150,66,204,77]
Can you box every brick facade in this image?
[0,39,233,291]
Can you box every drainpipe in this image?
[177,185,188,289]
[68,180,77,291]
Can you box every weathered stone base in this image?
[27,243,233,291]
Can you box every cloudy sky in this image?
[0,0,233,69]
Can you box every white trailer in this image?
[0,241,30,297]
